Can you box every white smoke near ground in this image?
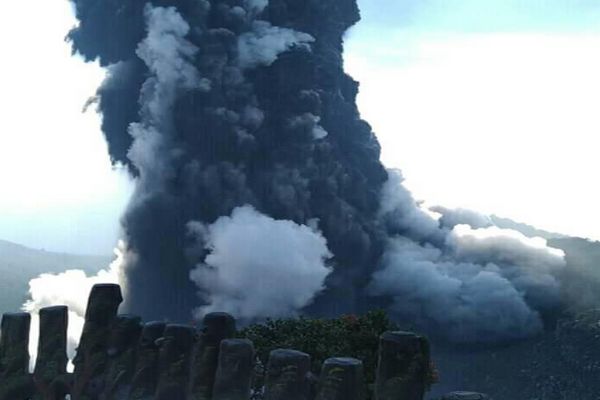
[189,205,332,320]
[370,237,544,342]
[237,21,315,69]
[371,169,567,342]
[128,5,206,183]
[22,242,128,372]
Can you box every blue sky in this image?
[346,0,600,241]
[357,0,600,33]
[0,1,130,254]
[0,0,599,254]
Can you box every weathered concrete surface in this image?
[375,331,430,400]
[0,312,32,400]
[33,306,69,400]
[102,315,142,400]
[440,392,491,400]
[264,349,311,400]
[212,339,254,400]
[72,284,123,400]
[155,324,196,400]
[315,357,365,400]
[190,312,236,400]
[128,322,165,400]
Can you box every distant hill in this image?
[490,215,568,240]
[0,239,111,315]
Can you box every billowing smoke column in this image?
[68,0,387,322]
[58,0,569,342]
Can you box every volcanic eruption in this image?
[25,0,573,344]
[68,0,388,322]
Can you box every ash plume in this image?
[68,0,386,322]
[46,0,577,342]
[371,170,566,341]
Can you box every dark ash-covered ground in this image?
[428,309,600,399]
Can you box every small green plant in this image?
[238,310,399,397]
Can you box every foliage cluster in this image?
[238,310,398,395]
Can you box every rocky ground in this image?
[428,310,600,400]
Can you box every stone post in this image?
[315,357,365,400]
[0,312,33,400]
[102,315,142,400]
[374,331,430,400]
[33,306,69,400]
[441,392,490,400]
[189,312,236,400]
[128,322,165,400]
[155,324,196,400]
[72,284,123,400]
[212,339,254,400]
[264,349,311,400]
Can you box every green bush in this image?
[238,310,399,395]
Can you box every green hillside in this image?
[0,239,110,315]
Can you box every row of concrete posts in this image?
[0,284,488,400]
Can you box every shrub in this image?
[238,310,399,397]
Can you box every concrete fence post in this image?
[315,357,365,400]
[212,339,254,400]
[102,315,142,400]
[33,306,69,400]
[155,324,196,400]
[71,283,123,400]
[0,312,32,400]
[128,322,166,400]
[189,312,236,400]
[264,349,311,400]
[374,331,430,400]
[440,392,491,400]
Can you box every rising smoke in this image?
[23,0,577,344]
[63,0,387,322]
[22,243,128,370]
[188,205,332,320]
[371,169,565,341]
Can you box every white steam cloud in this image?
[244,0,269,15]
[189,205,332,320]
[22,243,127,371]
[128,5,206,182]
[237,21,315,69]
[370,169,567,342]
